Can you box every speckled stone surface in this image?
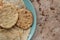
[31,0,60,40]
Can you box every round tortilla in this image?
[17,9,33,29]
[0,5,18,28]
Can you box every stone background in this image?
[30,0,60,40]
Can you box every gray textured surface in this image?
[31,0,60,40]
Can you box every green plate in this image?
[23,0,37,40]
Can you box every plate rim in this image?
[23,0,37,40]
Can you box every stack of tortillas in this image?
[0,0,33,40]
